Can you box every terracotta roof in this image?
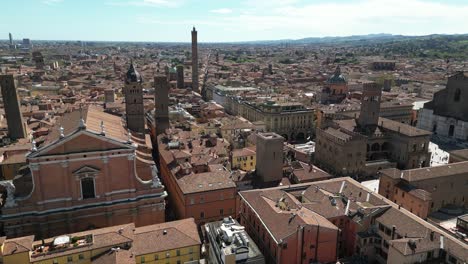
[232,147,256,158]
[291,162,331,183]
[323,127,352,141]
[378,117,431,137]
[449,149,468,161]
[241,177,468,261]
[2,235,34,256]
[335,117,431,137]
[380,162,468,182]
[45,105,128,144]
[240,188,338,243]
[177,170,236,194]
[133,218,200,256]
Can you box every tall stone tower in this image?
[8,33,12,45]
[357,82,382,134]
[256,132,284,184]
[154,73,169,136]
[32,51,45,69]
[176,65,184,89]
[191,27,199,92]
[124,62,145,133]
[0,75,26,140]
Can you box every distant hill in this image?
[233,33,468,45]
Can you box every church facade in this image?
[418,72,468,140]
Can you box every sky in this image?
[2,0,468,42]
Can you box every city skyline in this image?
[2,0,468,42]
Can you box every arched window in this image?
[454,88,461,102]
[81,178,95,199]
[449,125,455,137]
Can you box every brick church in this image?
[0,64,167,238]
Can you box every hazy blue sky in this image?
[2,0,468,42]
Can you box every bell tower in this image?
[358,82,382,134]
[124,62,145,133]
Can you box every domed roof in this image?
[126,62,143,84]
[327,66,346,84]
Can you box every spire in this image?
[335,65,341,75]
[126,61,142,84]
[192,26,196,31]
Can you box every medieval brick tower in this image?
[124,62,145,133]
[191,27,199,92]
[154,73,169,136]
[176,65,184,89]
[357,82,382,134]
[256,132,284,184]
[0,75,26,140]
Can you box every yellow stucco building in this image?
[1,218,201,264]
[231,147,256,171]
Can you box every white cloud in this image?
[136,15,228,27]
[42,0,63,5]
[210,8,232,14]
[132,0,468,42]
[213,0,468,40]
